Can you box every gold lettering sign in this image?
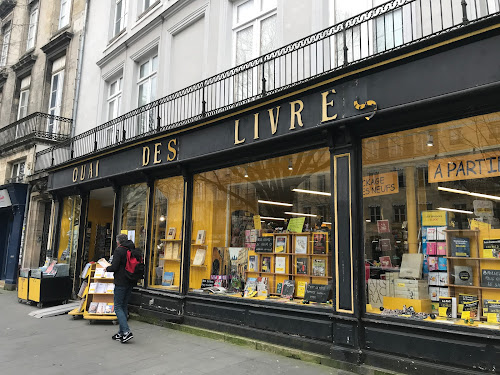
[362,171,399,197]
[428,151,500,183]
[72,160,100,183]
[141,139,178,166]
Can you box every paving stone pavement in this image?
[0,289,356,375]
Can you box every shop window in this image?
[393,205,406,223]
[375,8,403,53]
[233,0,277,101]
[190,148,333,307]
[362,110,500,330]
[120,183,148,254]
[149,176,184,292]
[113,0,127,37]
[58,0,71,29]
[57,195,82,279]
[0,23,11,67]
[26,2,39,50]
[137,55,158,134]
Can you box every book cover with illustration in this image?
[296,258,308,274]
[312,259,326,276]
[294,235,308,254]
[438,296,457,318]
[454,266,473,286]
[88,302,98,314]
[248,255,257,272]
[193,248,206,266]
[261,256,271,272]
[244,277,257,298]
[167,227,176,240]
[162,272,175,286]
[275,236,287,253]
[313,233,326,254]
[281,280,295,299]
[275,257,286,274]
[296,281,307,298]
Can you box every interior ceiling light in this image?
[257,199,293,207]
[259,216,286,221]
[244,167,249,178]
[292,188,331,196]
[322,222,332,225]
[159,215,166,221]
[427,134,434,147]
[438,186,500,201]
[285,211,318,217]
[437,207,473,215]
[288,158,293,171]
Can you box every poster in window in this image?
[377,220,390,233]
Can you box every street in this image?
[0,289,352,375]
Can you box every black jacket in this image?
[106,240,137,286]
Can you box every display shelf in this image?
[161,258,180,262]
[161,239,183,242]
[191,264,207,268]
[83,263,117,322]
[447,284,500,291]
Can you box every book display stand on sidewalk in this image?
[69,261,117,324]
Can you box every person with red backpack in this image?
[106,233,144,343]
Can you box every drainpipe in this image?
[70,0,91,140]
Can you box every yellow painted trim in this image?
[51,23,500,173]
[334,153,354,314]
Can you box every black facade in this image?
[44,17,500,375]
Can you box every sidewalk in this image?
[0,289,355,375]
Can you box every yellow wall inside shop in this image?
[86,199,114,261]
[479,228,500,303]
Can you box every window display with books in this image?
[189,148,333,307]
[362,113,500,330]
[149,176,184,292]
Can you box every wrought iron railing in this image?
[0,112,72,154]
[35,0,500,171]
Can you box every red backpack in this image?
[125,249,145,281]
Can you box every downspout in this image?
[70,0,90,140]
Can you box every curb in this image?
[130,313,402,375]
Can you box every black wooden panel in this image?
[333,322,357,347]
[246,310,333,341]
[365,326,499,371]
[336,155,352,312]
[185,301,247,324]
[139,294,183,316]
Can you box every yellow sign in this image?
[487,313,499,323]
[253,215,261,230]
[421,210,447,226]
[428,151,500,183]
[362,172,399,197]
[287,217,305,233]
[461,311,471,320]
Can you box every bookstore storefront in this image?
[45,26,500,374]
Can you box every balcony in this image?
[0,0,15,19]
[35,0,500,172]
[0,112,72,155]
[6,175,25,184]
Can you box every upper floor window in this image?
[0,23,11,67]
[375,9,403,53]
[108,77,122,120]
[58,0,71,29]
[137,55,157,107]
[233,0,277,65]
[47,57,66,134]
[11,160,25,182]
[114,0,127,37]
[27,2,39,50]
[142,0,150,12]
[17,76,31,120]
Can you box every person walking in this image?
[106,233,137,343]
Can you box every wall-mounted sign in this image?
[0,189,12,208]
[421,210,447,226]
[428,151,500,183]
[362,171,399,197]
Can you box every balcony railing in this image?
[35,0,500,172]
[6,174,25,184]
[0,112,72,154]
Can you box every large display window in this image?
[190,148,333,307]
[149,176,185,292]
[120,183,148,252]
[57,195,82,277]
[363,112,500,329]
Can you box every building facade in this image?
[0,0,87,289]
[31,0,500,373]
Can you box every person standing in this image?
[106,233,137,343]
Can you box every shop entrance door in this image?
[0,211,13,280]
[83,188,115,264]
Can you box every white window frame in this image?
[47,70,65,134]
[17,89,30,120]
[232,0,278,100]
[114,0,127,37]
[0,24,11,67]
[106,77,123,145]
[375,8,403,53]
[11,160,26,182]
[140,0,151,14]
[58,0,71,29]
[26,3,39,50]
[137,55,158,134]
